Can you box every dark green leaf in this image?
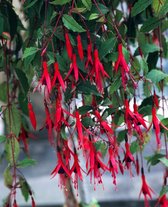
[138,105,152,116]
[81,117,94,128]
[24,0,39,9]
[99,37,116,60]
[94,141,107,157]
[78,106,93,115]
[62,14,86,33]
[50,0,71,5]
[17,158,37,168]
[158,1,168,17]
[77,81,101,96]
[4,167,13,188]
[140,17,161,32]
[130,141,140,154]
[0,82,7,102]
[19,177,30,202]
[81,0,92,11]
[117,130,127,143]
[131,0,152,17]
[145,153,164,166]
[15,68,29,94]
[146,69,168,83]
[4,105,21,137]
[23,47,38,59]
[5,137,20,164]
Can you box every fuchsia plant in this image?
[0,0,168,207]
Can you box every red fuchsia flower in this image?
[94,110,113,135]
[75,111,84,147]
[70,150,83,190]
[108,147,118,185]
[139,168,154,207]
[65,32,73,59]
[37,61,52,93]
[152,106,161,149]
[153,90,159,109]
[28,102,37,130]
[85,37,93,69]
[18,126,29,153]
[92,47,110,93]
[156,194,168,207]
[77,34,84,60]
[124,98,147,137]
[51,147,71,178]
[123,138,135,172]
[65,53,82,82]
[114,43,130,90]
[52,62,65,91]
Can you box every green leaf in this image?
[78,105,93,115]
[138,105,152,116]
[94,141,107,157]
[140,17,161,32]
[62,14,86,33]
[117,130,127,143]
[23,47,38,59]
[142,43,160,54]
[4,105,21,136]
[158,1,168,16]
[159,157,168,167]
[159,185,168,197]
[131,0,152,17]
[81,0,92,11]
[19,177,30,202]
[50,0,71,5]
[81,117,94,128]
[77,81,101,96]
[99,37,116,60]
[145,153,164,166]
[130,141,140,154]
[146,69,168,83]
[17,158,37,168]
[109,78,121,95]
[0,82,7,103]
[24,0,39,9]
[0,135,6,143]
[5,137,20,164]
[89,13,99,20]
[3,167,13,188]
[15,68,29,94]
[152,0,165,15]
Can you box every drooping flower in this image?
[31,197,36,207]
[114,43,130,90]
[77,34,84,60]
[139,168,154,207]
[18,126,29,153]
[65,53,80,82]
[123,138,135,172]
[51,147,71,178]
[75,111,84,146]
[156,194,168,207]
[85,37,93,69]
[94,110,113,135]
[153,90,159,109]
[28,102,37,130]
[41,61,52,93]
[52,62,65,91]
[108,147,118,185]
[152,107,161,149]
[92,48,110,93]
[65,32,73,59]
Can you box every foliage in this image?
[0,0,168,207]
